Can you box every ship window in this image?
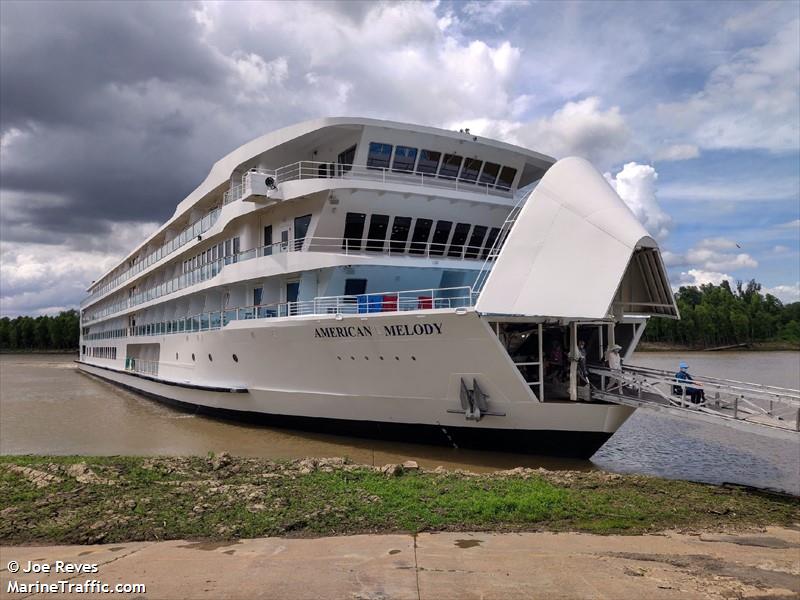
[232,237,240,255]
[366,214,390,251]
[342,212,366,251]
[409,218,433,255]
[254,287,263,306]
[390,216,411,253]
[294,214,311,251]
[232,354,238,362]
[345,278,367,296]
[465,225,487,258]
[496,166,517,191]
[447,223,471,257]
[367,142,392,169]
[481,227,501,259]
[416,150,441,174]
[264,225,273,256]
[337,145,356,172]
[479,162,500,185]
[439,154,463,180]
[460,159,482,182]
[224,239,231,257]
[430,220,453,256]
[392,146,417,173]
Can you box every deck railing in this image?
[124,286,474,338]
[83,234,496,323]
[124,357,159,377]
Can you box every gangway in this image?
[587,364,800,440]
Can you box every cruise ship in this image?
[77,117,678,458]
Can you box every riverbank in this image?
[1,455,797,546]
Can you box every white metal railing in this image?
[83,233,497,324]
[589,364,800,433]
[223,168,275,204]
[274,160,514,197]
[83,208,221,306]
[124,357,159,377]
[124,286,473,338]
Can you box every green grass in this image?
[0,455,797,545]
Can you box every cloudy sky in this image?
[1,0,798,316]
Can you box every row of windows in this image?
[88,208,221,302]
[366,142,517,191]
[182,236,240,274]
[342,212,501,259]
[83,346,117,359]
[84,328,127,341]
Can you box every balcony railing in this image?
[124,286,473,338]
[222,160,514,205]
[83,234,497,324]
[124,357,159,377]
[84,208,221,306]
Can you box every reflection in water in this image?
[1,352,798,493]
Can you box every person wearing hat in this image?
[604,344,622,371]
[674,361,705,404]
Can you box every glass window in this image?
[430,220,453,256]
[233,237,240,255]
[224,239,231,257]
[263,225,273,256]
[253,287,263,306]
[409,218,433,254]
[481,227,501,259]
[460,158,482,182]
[416,150,441,174]
[438,154,463,180]
[389,216,411,253]
[344,278,367,296]
[337,145,356,173]
[392,146,417,172]
[366,214,390,251]
[496,166,517,191]
[465,225,487,258]
[367,142,392,169]
[342,212,366,251]
[479,162,500,185]
[294,214,311,251]
[447,223,471,257]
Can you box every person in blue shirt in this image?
[674,361,705,404]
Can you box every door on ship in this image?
[286,280,300,315]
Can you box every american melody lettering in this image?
[314,323,443,338]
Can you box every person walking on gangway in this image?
[674,361,705,404]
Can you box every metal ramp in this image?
[588,364,800,440]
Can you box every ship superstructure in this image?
[77,117,678,457]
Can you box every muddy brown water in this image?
[1,352,798,493]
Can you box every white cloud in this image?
[661,250,688,267]
[685,238,758,272]
[652,144,700,161]
[603,162,672,241]
[659,177,799,202]
[677,269,735,289]
[656,18,800,153]
[763,283,800,304]
[776,219,800,230]
[773,245,791,254]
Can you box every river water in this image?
[1,352,798,494]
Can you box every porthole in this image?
[337,356,342,360]
[379,356,384,360]
[175,353,179,360]
[208,354,213,362]
[364,356,369,360]
[192,353,196,361]
[232,354,239,363]
[411,356,417,361]
[351,356,355,360]
[394,356,399,361]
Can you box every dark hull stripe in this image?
[79,364,612,459]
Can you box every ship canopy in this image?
[475,157,679,320]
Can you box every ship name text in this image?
[314,323,442,339]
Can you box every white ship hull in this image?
[77,309,634,458]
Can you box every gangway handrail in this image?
[623,363,800,400]
[587,364,800,438]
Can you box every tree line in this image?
[0,310,80,351]
[644,279,800,348]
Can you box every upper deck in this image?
[84,118,555,300]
